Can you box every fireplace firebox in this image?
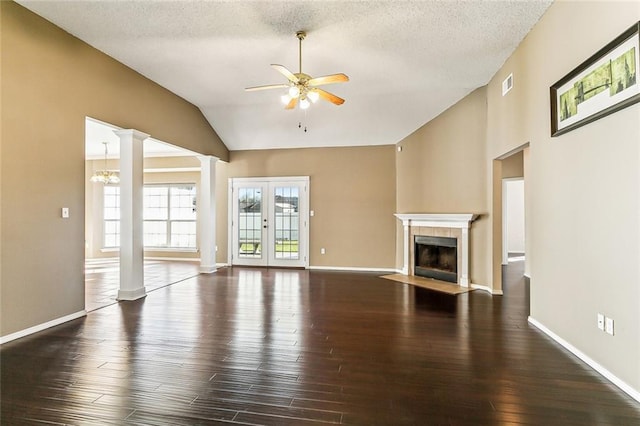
[414,236,458,283]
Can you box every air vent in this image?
[502,73,513,96]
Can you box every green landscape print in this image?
[560,46,637,122]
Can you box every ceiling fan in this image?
[245,31,349,110]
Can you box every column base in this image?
[117,287,147,301]
[199,265,217,274]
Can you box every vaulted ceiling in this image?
[18,0,552,152]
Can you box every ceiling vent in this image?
[502,73,513,96]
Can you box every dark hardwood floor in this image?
[85,259,200,311]
[2,261,639,425]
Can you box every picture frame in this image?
[550,21,640,137]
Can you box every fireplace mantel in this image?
[395,213,478,286]
[394,213,477,228]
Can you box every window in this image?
[103,186,120,248]
[103,184,197,249]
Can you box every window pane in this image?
[144,220,167,247]
[170,221,196,248]
[104,220,120,248]
[144,186,168,220]
[104,186,120,220]
[104,186,120,247]
[170,186,196,220]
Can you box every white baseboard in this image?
[471,283,503,295]
[0,310,87,345]
[308,266,398,273]
[528,316,640,403]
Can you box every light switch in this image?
[61,207,70,218]
[605,317,614,336]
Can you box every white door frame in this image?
[228,176,310,268]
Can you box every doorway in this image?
[502,178,525,264]
[492,144,529,294]
[229,177,309,268]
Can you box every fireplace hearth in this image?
[414,236,458,283]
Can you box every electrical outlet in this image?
[321,248,326,255]
[605,317,614,335]
[597,313,605,330]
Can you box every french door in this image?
[229,177,309,267]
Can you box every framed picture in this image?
[550,21,640,137]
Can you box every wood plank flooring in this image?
[85,259,200,311]
[2,262,640,425]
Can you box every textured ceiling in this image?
[17,0,552,152]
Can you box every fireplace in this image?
[395,213,477,287]
[414,236,458,283]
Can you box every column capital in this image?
[114,129,150,142]
[197,155,220,164]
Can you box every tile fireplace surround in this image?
[395,214,478,287]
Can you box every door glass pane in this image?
[238,187,262,258]
[273,186,299,259]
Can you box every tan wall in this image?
[221,146,397,268]
[395,87,489,286]
[487,1,640,392]
[1,2,228,337]
[501,150,524,179]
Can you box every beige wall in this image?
[1,2,228,337]
[395,87,489,286]
[487,1,640,392]
[501,150,524,179]
[220,146,397,268]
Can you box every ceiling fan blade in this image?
[316,89,345,105]
[308,73,349,87]
[285,97,298,110]
[271,64,299,83]
[245,83,289,92]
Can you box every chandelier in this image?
[90,141,120,184]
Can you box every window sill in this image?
[101,248,199,253]
[144,248,199,253]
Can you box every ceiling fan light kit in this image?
[245,31,349,110]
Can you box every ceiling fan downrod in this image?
[296,31,306,74]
